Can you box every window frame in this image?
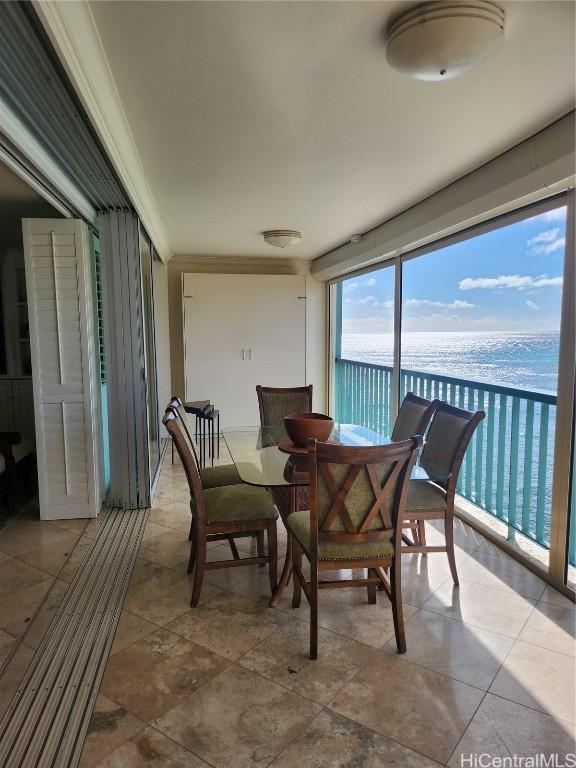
[327,190,575,592]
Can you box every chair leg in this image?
[418,520,427,555]
[269,531,292,608]
[445,511,459,586]
[187,526,197,574]
[268,521,278,594]
[190,534,206,607]
[227,535,240,560]
[367,567,377,604]
[291,537,302,609]
[390,556,406,654]
[310,562,318,660]
[256,530,266,566]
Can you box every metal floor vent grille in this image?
[0,507,148,768]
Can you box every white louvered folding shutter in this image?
[22,219,101,520]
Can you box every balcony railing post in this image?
[334,357,559,561]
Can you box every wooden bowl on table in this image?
[283,412,334,448]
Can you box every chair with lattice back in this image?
[288,435,421,658]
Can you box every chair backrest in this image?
[162,408,205,519]
[256,385,313,428]
[421,402,485,496]
[307,436,421,556]
[168,397,201,471]
[391,393,439,442]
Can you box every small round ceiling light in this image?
[263,230,302,248]
[385,1,505,81]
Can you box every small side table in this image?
[181,401,220,468]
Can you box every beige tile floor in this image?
[0,500,98,717]
[76,451,576,768]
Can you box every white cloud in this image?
[542,208,567,222]
[525,300,539,311]
[524,208,567,225]
[528,228,559,244]
[401,313,511,332]
[346,295,379,305]
[459,274,563,291]
[344,282,358,292]
[404,298,476,310]
[364,277,376,287]
[527,228,565,256]
[343,315,393,333]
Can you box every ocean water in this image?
[342,331,560,395]
[337,331,562,550]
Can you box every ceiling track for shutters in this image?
[0,1,131,216]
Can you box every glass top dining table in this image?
[221,423,449,487]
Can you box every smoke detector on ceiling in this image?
[263,230,302,248]
[385,1,505,81]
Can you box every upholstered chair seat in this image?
[405,481,447,512]
[288,509,394,562]
[204,484,278,524]
[200,464,242,489]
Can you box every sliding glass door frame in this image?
[327,190,576,591]
[549,189,575,586]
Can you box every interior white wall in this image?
[152,258,171,434]
[167,259,327,413]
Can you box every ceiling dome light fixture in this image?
[385,1,505,81]
[263,230,302,248]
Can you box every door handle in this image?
[242,348,245,361]
[248,348,252,361]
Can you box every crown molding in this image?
[33,0,172,262]
[169,255,311,275]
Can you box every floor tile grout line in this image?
[0,507,148,768]
[66,510,150,768]
[0,509,133,763]
[130,546,561,666]
[0,521,97,675]
[445,688,490,767]
[0,508,125,741]
[125,572,574,730]
[126,519,572,723]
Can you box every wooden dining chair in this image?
[168,398,255,559]
[255,385,314,598]
[256,384,313,430]
[289,436,421,659]
[169,397,242,490]
[163,409,278,606]
[391,392,439,441]
[402,402,485,585]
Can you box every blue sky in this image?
[342,205,567,334]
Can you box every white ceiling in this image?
[0,161,60,245]
[0,161,47,204]
[88,0,575,260]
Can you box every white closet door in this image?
[243,275,306,394]
[183,274,252,426]
[23,219,101,520]
[183,273,306,427]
